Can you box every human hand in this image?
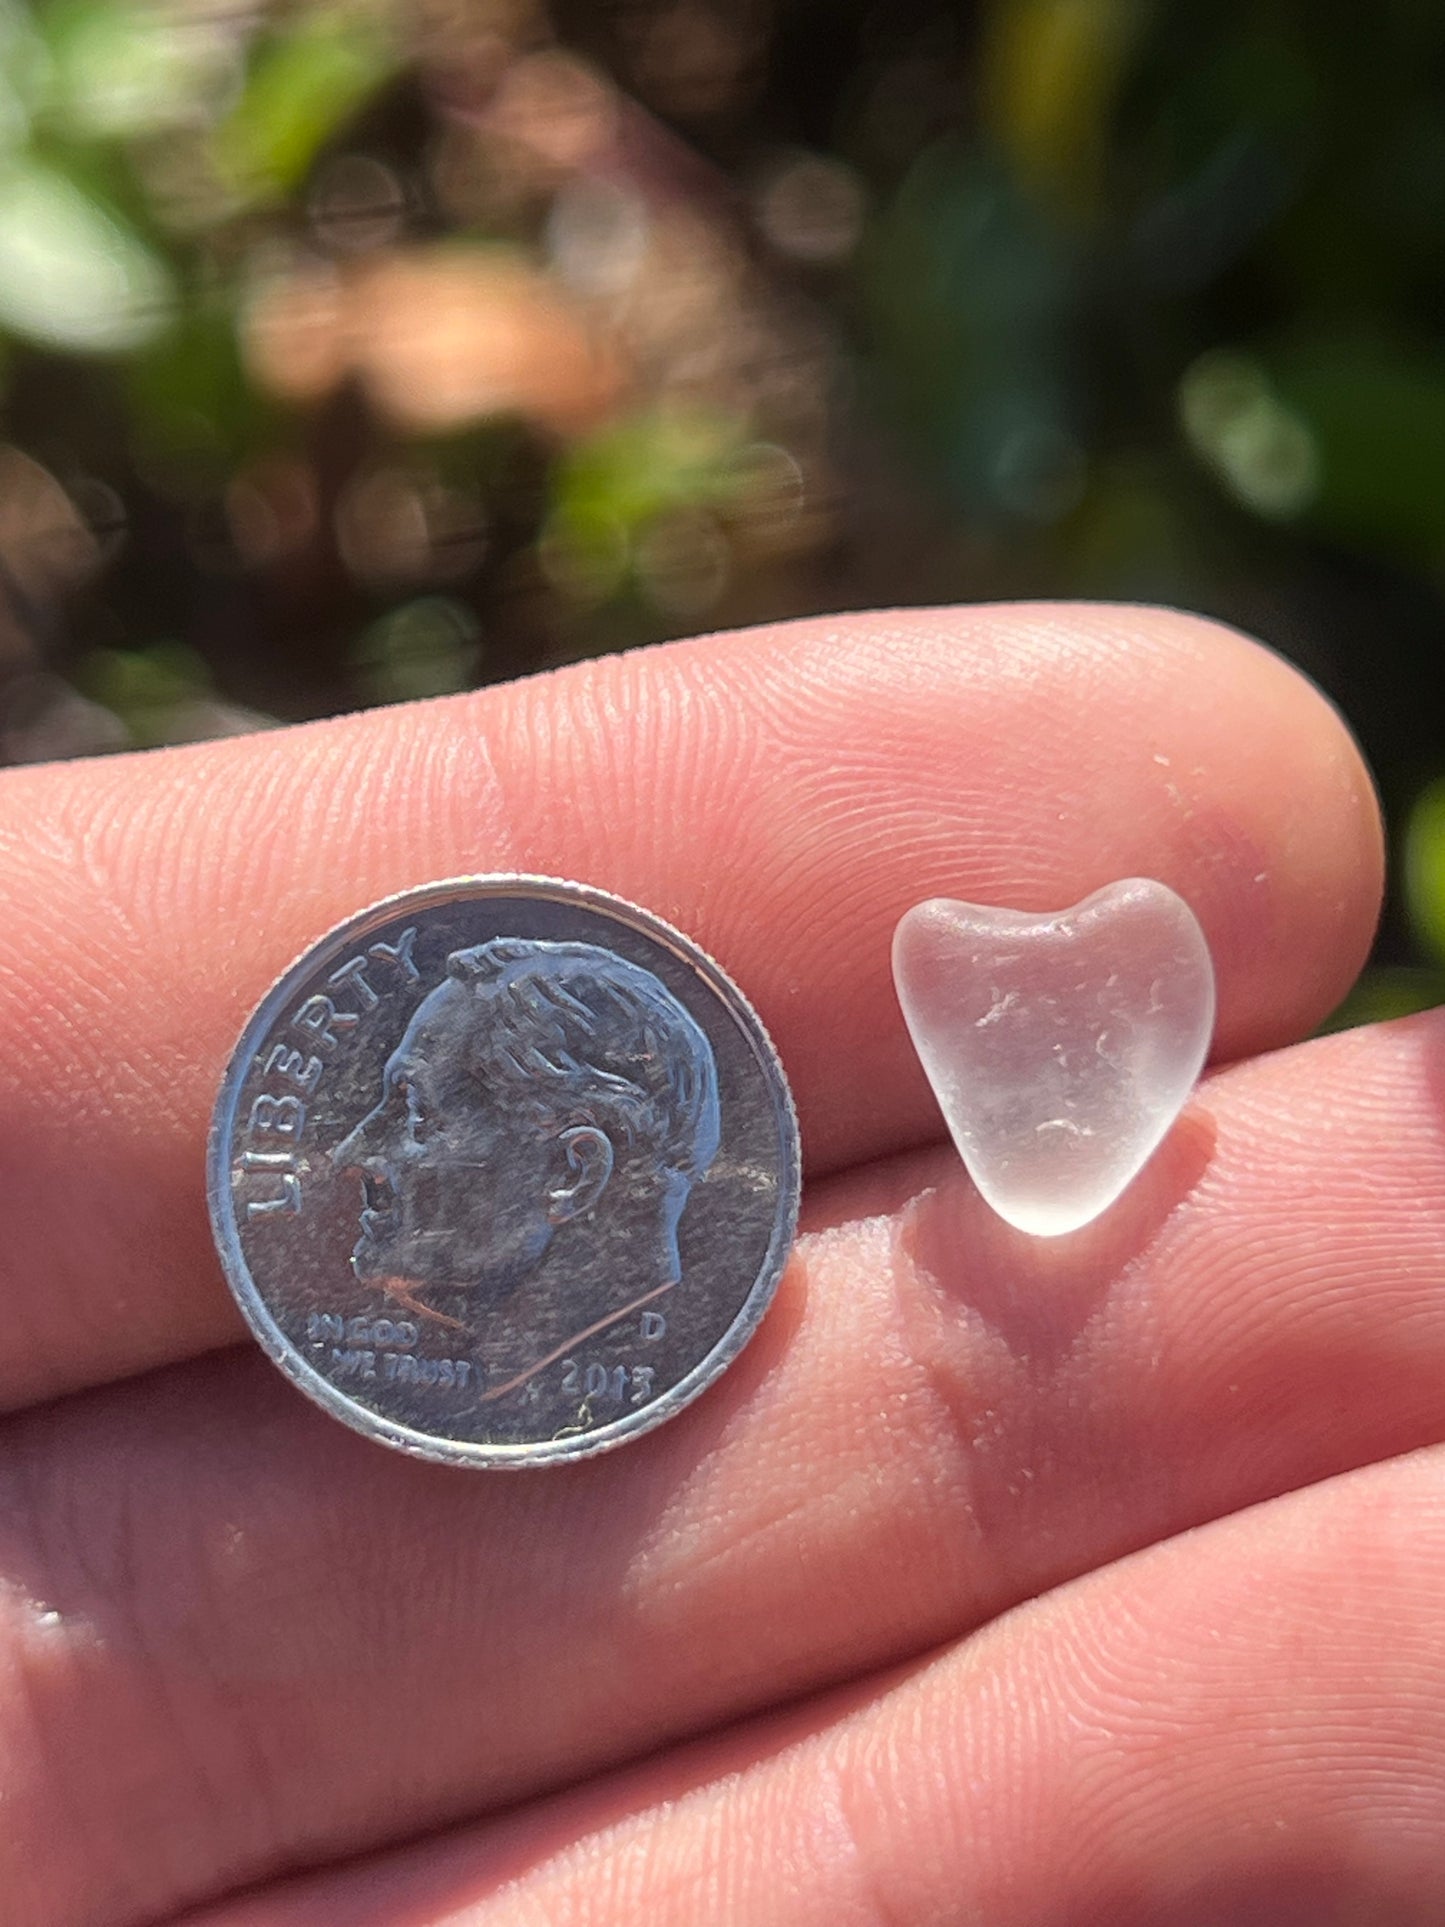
[2,604,1433,1925]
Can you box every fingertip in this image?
[1129,605,1384,1053]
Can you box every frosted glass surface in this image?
[892,879,1215,1237]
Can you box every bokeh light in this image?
[0,0,1442,1008]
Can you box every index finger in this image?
[0,602,1378,1407]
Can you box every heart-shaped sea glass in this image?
[892,878,1215,1237]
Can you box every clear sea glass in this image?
[892,878,1216,1237]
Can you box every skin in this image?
[4,602,1445,1925]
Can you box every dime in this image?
[208,877,800,1466]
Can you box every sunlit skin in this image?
[16,606,1445,1926]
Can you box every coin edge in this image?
[206,874,802,1468]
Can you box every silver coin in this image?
[207,876,800,1467]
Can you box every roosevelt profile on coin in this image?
[210,875,799,1464]
[330,937,722,1381]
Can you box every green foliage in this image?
[0,0,1438,1025]
[214,8,397,202]
[1405,780,1445,965]
[75,642,214,746]
[42,0,231,139]
[1271,336,1445,562]
[0,156,172,352]
[351,598,481,705]
[544,411,753,606]
[126,308,257,472]
[1319,967,1445,1035]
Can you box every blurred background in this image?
[0,0,1443,1015]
